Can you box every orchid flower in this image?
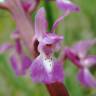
[62,39,96,88]
[0,0,40,51]
[0,31,32,75]
[0,0,39,75]
[30,7,64,83]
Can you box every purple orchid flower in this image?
[0,31,32,76]
[0,0,40,52]
[0,0,39,76]
[63,39,96,88]
[30,7,65,84]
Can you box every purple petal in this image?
[51,16,64,33]
[10,55,21,76]
[35,7,48,41]
[21,54,32,70]
[61,47,82,68]
[6,0,34,50]
[15,39,23,54]
[30,57,50,83]
[11,31,23,54]
[77,68,96,88]
[52,61,64,82]
[51,11,70,33]
[10,53,31,76]
[81,55,96,68]
[42,33,64,44]
[0,43,13,54]
[71,39,96,58]
[38,33,63,56]
[56,0,80,12]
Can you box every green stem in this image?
[43,0,54,31]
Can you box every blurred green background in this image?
[0,0,96,96]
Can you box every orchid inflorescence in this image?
[0,0,96,96]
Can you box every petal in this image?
[77,68,96,88]
[53,61,64,82]
[10,55,20,76]
[56,0,80,12]
[42,33,64,44]
[11,31,23,54]
[51,16,64,33]
[71,39,96,58]
[5,0,34,50]
[51,11,70,33]
[10,53,31,76]
[81,55,96,68]
[60,47,82,68]
[15,39,23,54]
[30,57,49,83]
[35,7,48,41]
[11,31,22,54]
[21,54,32,70]
[0,43,13,54]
